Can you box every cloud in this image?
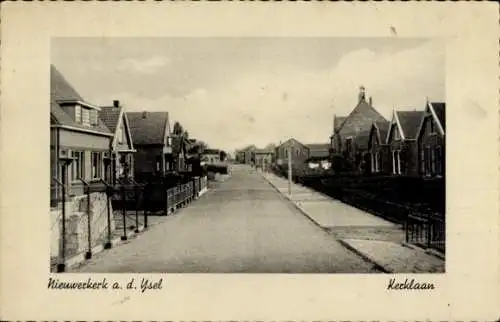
[96,40,444,152]
[116,55,171,74]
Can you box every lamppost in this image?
[57,156,74,273]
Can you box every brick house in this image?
[253,147,275,171]
[417,101,445,177]
[275,138,309,166]
[237,144,257,164]
[127,111,173,180]
[50,65,115,260]
[386,109,425,176]
[329,86,388,172]
[367,120,391,174]
[50,65,114,202]
[99,100,136,184]
[201,148,221,165]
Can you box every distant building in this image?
[275,138,309,166]
[127,111,173,180]
[253,146,275,171]
[201,148,221,165]
[236,144,257,164]
[99,100,136,184]
[329,86,387,172]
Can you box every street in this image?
[71,165,380,273]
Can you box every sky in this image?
[52,37,445,153]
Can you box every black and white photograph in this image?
[50,37,446,274]
[2,3,499,321]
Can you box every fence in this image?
[50,175,208,272]
[405,211,445,254]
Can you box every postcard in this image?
[0,2,498,321]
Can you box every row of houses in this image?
[235,141,331,170]
[50,65,206,205]
[331,86,445,178]
[236,86,445,179]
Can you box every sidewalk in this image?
[262,172,445,273]
[51,187,209,272]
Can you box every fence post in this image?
[427,210,432,249]
[57,174,67,273]
[121,185,127,241]
[134,185,140,233]
[143,185,148,229]
[104,185,113,249]
[85,184,92,260]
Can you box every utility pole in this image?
[288,146,292,196]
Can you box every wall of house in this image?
[275,140,309,163]
[59,130,110,150]
[133,145,163,177]
[418,116,445,176]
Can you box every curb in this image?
[262,173,394,273]
[337,239,392,273]
[401,242,446,260]
[59,187,211,271]
[262,174,325,229]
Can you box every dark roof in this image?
[336,97,387,136]
[127,111,169,145]
[373,120,390,143]
[334,116,347,132]
[240,144,257,152]
[50,65,111,135]
[99,106,122,133]
[50,65,84,102]
[305,143,330,158]
[354,130,372,150]
[431,102,445,131]
[255,148,274,154]
[397,110,425,140]
[203,148,221,155]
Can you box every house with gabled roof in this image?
[417,100,446,177]
[127,111,173,180]
[99,100,136,184]
[329,86,388,172]
[50,65,114,204]
[253,145,275,171]
[275,138,309,166]
[304,143,330,162]
[386,109,425,176]
[236,144,257,164]
[367,120,391,174]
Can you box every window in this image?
[392,151,402,175]
[371,153,376,173]
[74,105,82,123]
[82,108,90,126]
[430,148,436,175]
[91,152,102,179]
[435,146,443,176]
[420,147,425,175]
[89,110,98,126]
[394,127,400,141]
[346,138,353,156]
[295,148,300,156]
[430,119,436,134]
[284,148,288,157]
[376,152,381,172]
[117,126,125,144]
[71,151,84,181]
[425,146,432,176]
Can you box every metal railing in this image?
[51,175,208,272]
[406,210,445,254]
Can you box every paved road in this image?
[71,165,380,273]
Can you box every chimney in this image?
[113,100,120,108]
[358,86,366,102]
[142,111,148,119]
[369,96,372,106]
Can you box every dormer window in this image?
[74,105,82,123]
[90,109,98,126]
[82,108,90,126]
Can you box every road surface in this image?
[70,165,380,273]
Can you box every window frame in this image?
[71,150,85,182]
[90,151,103,180]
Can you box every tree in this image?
[173,121,184,136]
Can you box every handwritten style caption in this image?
[48,277,163,293]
